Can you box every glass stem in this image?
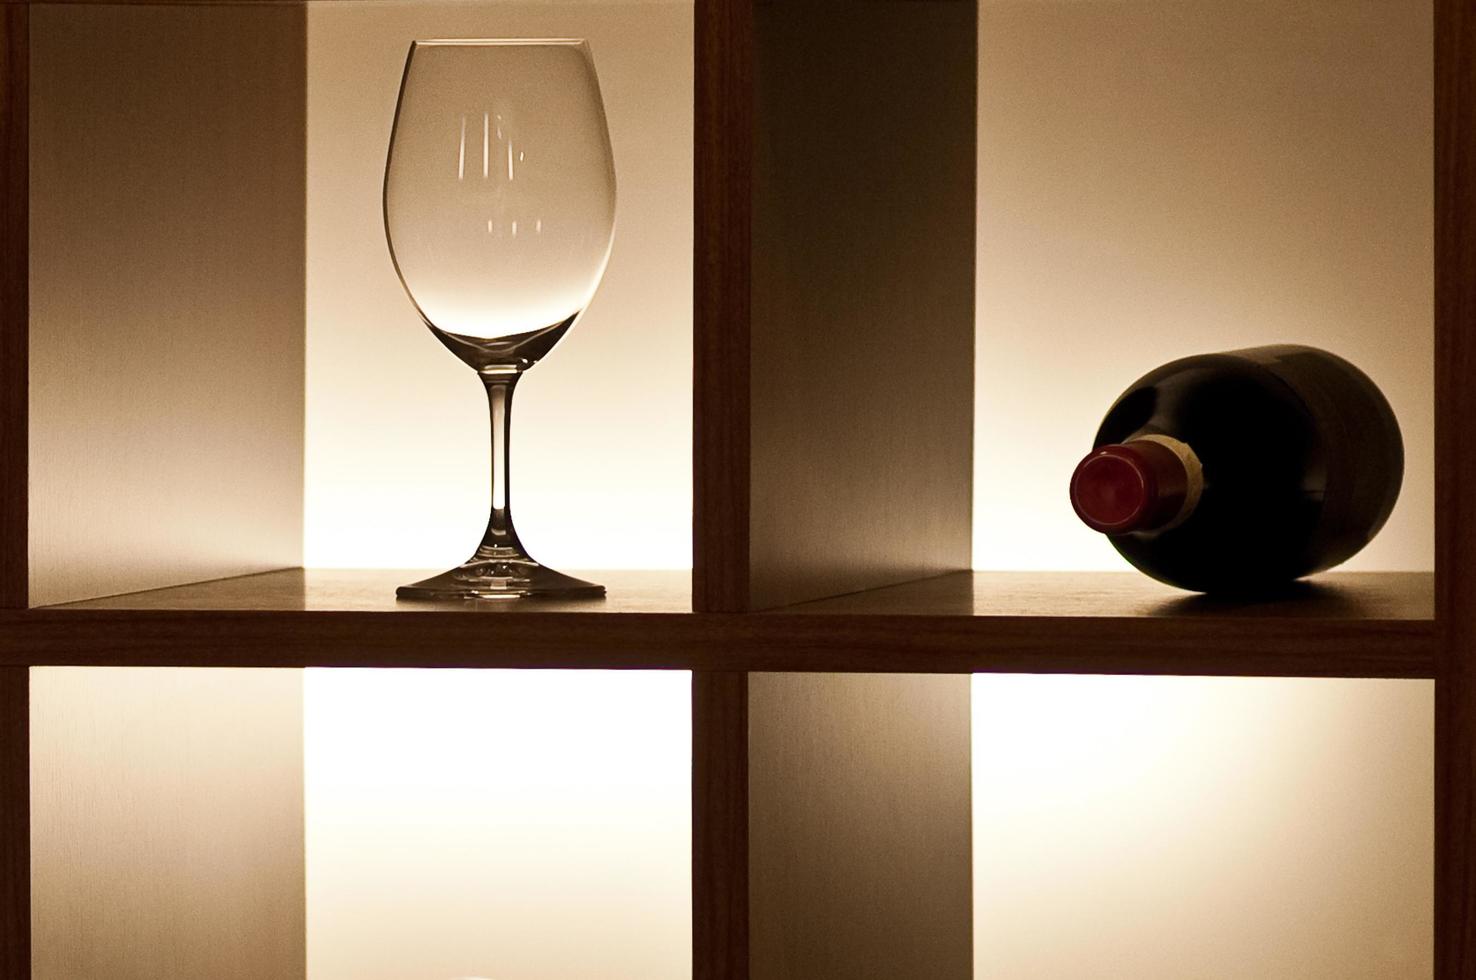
[475,369,526,560]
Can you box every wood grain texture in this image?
[1435,0,1476,975]
[19,0,301,4]
[0,4,23,612]
[785,570,1435,620]
[0,667,27,980]
[693,0,752,613]
[45,568,696,613]
[30,668,304,980]
[746,0,975,610]
[0,569,1436,676]
[28,3,306,606]
[693,672,748,980]
[749,673,971,980]
[0,12,24,979]
[41,567,1434,620]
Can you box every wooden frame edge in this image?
[1434,0,1475,975]
[0,8,27,979]
[0,667,26,980]
[1,2,25,612]
[693,670,749,980]
[693,0,753,613]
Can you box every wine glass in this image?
[384,39,615,599]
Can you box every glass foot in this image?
[397,558,605,600]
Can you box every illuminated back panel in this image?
[973,0,1433,574]
[973,676,1433,978]
[303,669,691,980]
[303,0,693,575]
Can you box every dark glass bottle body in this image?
[1072,345,1403,593]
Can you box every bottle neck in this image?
[1070,435,1203,534]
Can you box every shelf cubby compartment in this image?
[0,0,1471,978]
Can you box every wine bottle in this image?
[1068,344,1403,593]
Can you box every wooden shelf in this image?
[784,570,1434,620]
[43,568,696,614]
[0,568,1434,677]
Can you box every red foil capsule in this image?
[1070,440,1190,534]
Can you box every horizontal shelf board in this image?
[44,568,695,613]
[779,570,1435,620]
[0,569,1435,677]
[24,1,319,5]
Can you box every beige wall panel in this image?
[304,1,692,573]
[29,4,306,606]
[30,667,305,980]
[975,0,1433,572]
[750,673,973,979]
[749,1,976,610]
[974,675,1433,979]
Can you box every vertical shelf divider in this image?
[693,671,750,980]
[1,6,28,978]
[0,665,27,980]
[693,0,754,974]
[1,2,25,612]
[693,0,753,615]
[693,0,978,976]
[1434,0,1476,976]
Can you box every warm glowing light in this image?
[973,674,1433,978]
[304,669,691,980]
[974,0,1432,573]
[305,6,693,570]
